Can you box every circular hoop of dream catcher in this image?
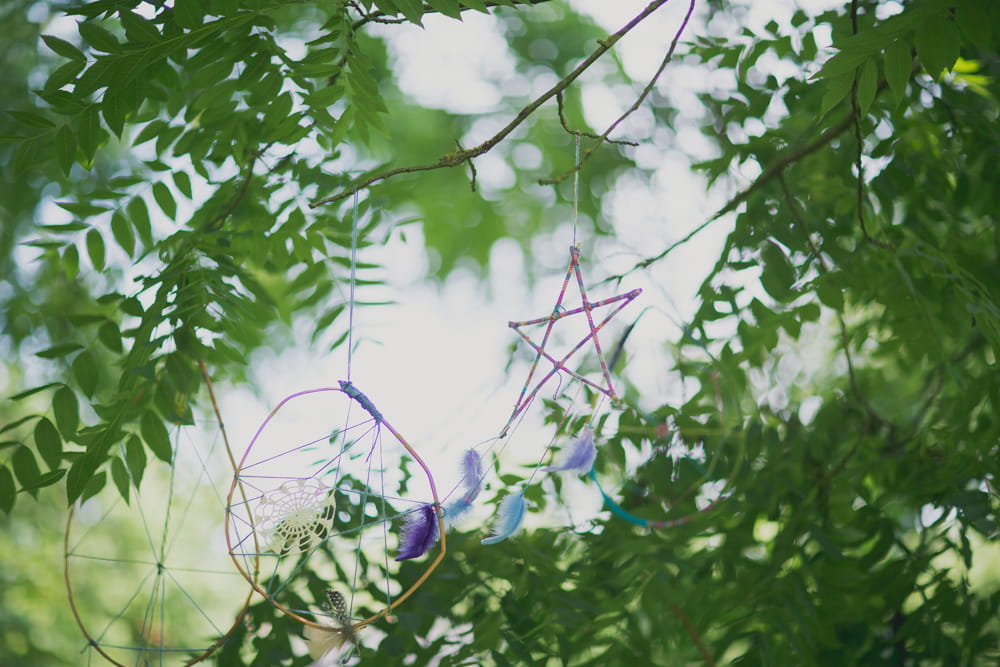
[63,370,256,666]
[224,381,446,650]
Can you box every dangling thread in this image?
[346,188,359,382]
[572,132,581,246]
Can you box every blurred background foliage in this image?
[1,0,998,664]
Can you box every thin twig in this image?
[669,603,717,666]
[553,90,639,147]
[204,149,264,232]
[621,112,854,276]
[778,172,885,428]
[539,0,697,186]
[457,140,477,192]
[311,0,675,208]
[623,63,905,278]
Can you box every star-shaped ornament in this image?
[500,245,640,437]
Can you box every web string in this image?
[65,405,255,666]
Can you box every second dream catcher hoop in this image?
[64,363,256,666]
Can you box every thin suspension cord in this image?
[572,132,581,246]
[347,189,359,382]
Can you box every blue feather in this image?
[542,427,597,475]
[481,489,527,545]
[395,504,438,561]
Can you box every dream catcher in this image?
[224,197,445,662]
[224,382,446,660]
[64,363,256,666]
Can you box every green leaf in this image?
[855,59,878,116]
[35,343,83,359]
[9,383,62,401]
[18,469,65,493]
[120,297,143,317]
[80,470,106,503]
[12,446,41,494]
[98,321,123,352]
[55,125,75,176]
[915,14,960,80]
[819,72,854,119]
[63,243,80,279]
[956,0,992,51]
[67,420,122,504]
[12,138,36,175]
[110,456,130,503]
[0,416,36,436]
[86,228,106,271]
[461,0,488,11]
[34,417,62,471]
[101,86,128,137]
[425,0,462,18]
[55,200,109,216]
[41,34,86,62]
[78,21,120,53]
[760,242,796,302]
[816,278,844,310]
[128,196,153,247]
[153,181,177,219]
[813,50,869,81]
[76,104,103,162]
[174,0,204,30]
[8,110,55,129]
[53,386,80,438]
[173,170,192,198]
[45,59,86,91]
[393,0,425,24]
[119,10,161,43]
[134,119,168,146]
[141,412,173,463]
[110,211,136,257]
[883,39,912,109]
[0,466,14,513]
[39,221,88,233]
[72,350,100,396]
[125,434,146,488]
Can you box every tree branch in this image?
[669,603,717,667]
[310,0,674,208]
[620,112,855,276]
[539,0,696,186]
[351,0,554,30]
[551,89,639,148]
[624,58,910,278]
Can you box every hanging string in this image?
[346,188,359,382]
[572,132,581,246]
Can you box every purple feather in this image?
[459,449,483,503]
[444,450,484,528]
[542,427,597,475]
[395,504,439,561]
